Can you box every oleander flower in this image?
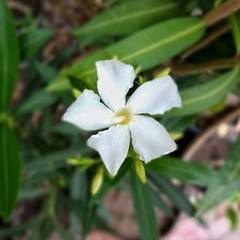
[63,60,181,175]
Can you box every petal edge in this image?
[127,75,181,115]
[96,60,135,111]
[129,116,176,162]
[87,126,130,175]
[62,90,114,131]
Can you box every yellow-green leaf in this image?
[74,0,182,41]
[166,68,240,117]
[47,17,206,92]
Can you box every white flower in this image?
[63,60,181,176]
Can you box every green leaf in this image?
[47,17,206,92]
[15,90,57,116]
[82,204,97,238]
[222,134,240,172]
[59,194,83,218]
[50,122,83,135]
[23,147,90,173]
[0,123,21,221]
[160,116,194,141]
[227,207,238,230]
[228,14,240,56]
[161,116,195,132]
[64,182,98,239]
[70,170,85,231]
[18,188,47,201]
[50,44,76,68]
[196,135,240,216]
[0,217,40,239]
[130,167,159,240]
[68,76,89,92]
[20,29,52,59]
[90,158,132,204]
[166,68,240,117]
[149,186,174,218]
[146,156,225,186]
[78,172,97,239]
[74,0,183,41]
[0,0,19,112]
[148,171,195,216]
[214,0,224,7]
[52,214,75,240]
[34,61,58,83]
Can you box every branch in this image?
[180,23,230,61]
[204,0,240,27]
[172,57,240,75]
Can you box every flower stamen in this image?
[112,107,132,125]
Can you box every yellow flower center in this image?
[112,107,132,125]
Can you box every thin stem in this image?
[7,1,31,13]
[204,0,240,27]
[183,106,240,161]
[172,57,240,75]
[180,23,230,61]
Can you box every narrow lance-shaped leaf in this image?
[228,14,240,56]
[47,17,206,92]
[160,116,195,141]
[0,217,41,239]
[81,171,97,239]
[18,189,48,201]
[15,90,58,116]
[130,167,159,240]
[146,156,226,187]
[166,68,240,117]
[0,0,19,111]
[23,147,88,173]
[52,208,76,240]
[74,0,183,41]
[19,29,52,60]
[70,170,86,231]
[196,135,240,217]
[149,186,174,218]
[161,116,195,132]
[148,171,195,217]
[0,123,21,222]
[50,122,83,135]
[34,61,58,83]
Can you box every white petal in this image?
[96,60,135,111]
[127,75,181,115]
[87,126,130,176]
[62,89,114,131]
[129,116,176,162]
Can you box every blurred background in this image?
[1,0,240,239]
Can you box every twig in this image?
[204,0,240,27]
[172,57,240,75]
[180,23,230,61]
[183,106,240,161]
[7,1,32,13]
